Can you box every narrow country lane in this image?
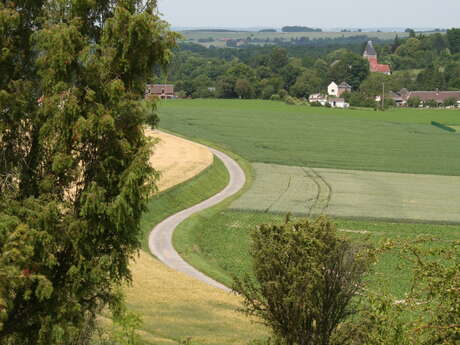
[148,148,246,292]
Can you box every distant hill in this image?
[282,26,322,32]
[184,29,248,33]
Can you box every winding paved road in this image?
[148,148,245,292]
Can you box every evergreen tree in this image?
[0,1,176,344]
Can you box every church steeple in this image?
[363,40,377,58]
[362,40,391,75]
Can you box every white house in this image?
[328,81,352,97]
[328,98,349,108]
[328,82,339,97]
[308,93,328,106]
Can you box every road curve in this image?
[148,148,246,292]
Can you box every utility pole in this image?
[381,81,385,111]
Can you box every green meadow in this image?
[174,209,460,298]
[159,99,460,176]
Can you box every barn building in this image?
[145,84,175,99]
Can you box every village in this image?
[310,41,460,108]
[147,40,460,109]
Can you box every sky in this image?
[157,0,460,29]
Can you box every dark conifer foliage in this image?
[0,1,176,344]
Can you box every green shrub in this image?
[284,96,299,105]
[278,89,288,100]
[234,217,373,345]
[425,99,438,108]
[407,96,422,107]
[443,96,458,107]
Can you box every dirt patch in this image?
[145,129,213,192]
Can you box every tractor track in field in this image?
[148,147,245,292]
[303,168,332,217]
[264,176,292,213]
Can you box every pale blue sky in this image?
[157,0,460,29]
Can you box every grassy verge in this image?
[139,155,229,252]
[174,209,460,297]
[172,144,254,287]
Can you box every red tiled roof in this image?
[370,61,391,73]
[405,91,460,102]
[367,56,378,65]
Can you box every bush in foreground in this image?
[233,217,373,345]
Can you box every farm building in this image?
[308,93,328,105]
[328,97,349,108]
[145,84,175,99]
[309,92,349,108]
[363,41,391,75]
[328,81,352,97]
[390,89,460,107]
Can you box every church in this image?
[363,41,391,75]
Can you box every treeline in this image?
[166,29,460,106]
[282,25,322,32]
[168,46,369,100]
[180,35,392,60]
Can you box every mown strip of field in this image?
[231,163,460,223]
[159,99,460,176]
[174,209,460,298]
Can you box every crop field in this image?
[159,99,460,176]
[174,209,460,298]
[231,163,460,223]
[125,251,267,345]
[161,99,460,301]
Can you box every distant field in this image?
[231,163,460,223]
[181,30,409,47]
[159,99,460,176]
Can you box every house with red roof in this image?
[145,84,175,99]
[363,41,391,75]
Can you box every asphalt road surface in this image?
[149,148,246,292]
